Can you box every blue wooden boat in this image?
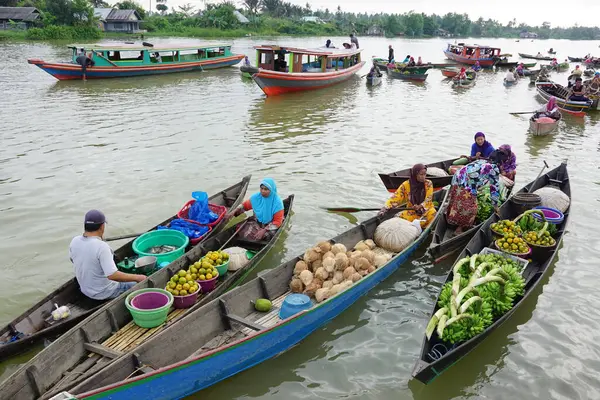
[51,191,449,400]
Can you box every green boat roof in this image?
[68,44,232,51]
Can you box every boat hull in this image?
[378,158,458,192]
[252,62,365,96]
[529,114,561,135]
[366,75,382,86]
[518,53,553,61]
[73,192,448,400]
[443,51,496,67]
[389,71,428,81]
[28,55,244,80]
[535,82,592,112]
[441,68,459,77]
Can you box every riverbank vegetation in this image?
[2,0,600,40]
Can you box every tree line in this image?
[2,0,600,40]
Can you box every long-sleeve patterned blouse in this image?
[451,160,501,206]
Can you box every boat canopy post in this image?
[321,56,326,72]
[288,52,293,73]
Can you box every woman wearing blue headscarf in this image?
[232,178,284,240]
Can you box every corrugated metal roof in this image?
[0,7,40,21]
[106,9,141,21]
[93,8,113,21]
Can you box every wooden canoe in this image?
[541,62,569,72]
[535,81,593,112]
[529,112,561,135]
[50,191,449,400]
[496,61,537,68]
[366,74,382,86]
[389,70,428,81]
[441,68,460,78]
[518,53,553,61]
[453,76,476,88]
[372,58,389,70]
[0,195,294,400]
[412,162,570,384]
[503,78,518,86]
[378,158,459,192]
[428,181,514,263]
[0,176,250,362]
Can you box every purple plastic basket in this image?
[173,288,200,309]
[131,291,171,310]
[532,206,564,224]
[197,274,218,293]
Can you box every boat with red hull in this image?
[244,45,364,96]
[444,43,501,68]
[28,44,244,80]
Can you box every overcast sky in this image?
[137,0,600,27]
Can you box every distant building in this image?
[435,28,452,37]
[0,7,41,30]
[301,16,324,24]
[366,25,384,36]
[94,8,143,33]
[520,31,538,39]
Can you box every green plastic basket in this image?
[125,288,173,328]
[215,260,229,278]
[132,229,189,264]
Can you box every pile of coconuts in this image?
[289,239,393,303]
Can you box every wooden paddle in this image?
[105,232,145,242]
[510,111,536,115]
[218,220,249,251]
[322,206,413,213]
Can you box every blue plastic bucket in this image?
[279,294,312,320]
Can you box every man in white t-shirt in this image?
[69,210,145,300]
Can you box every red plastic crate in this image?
[177,201,227,228]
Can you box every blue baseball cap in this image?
[84,210,106,225]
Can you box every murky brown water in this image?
[1,36,599,400]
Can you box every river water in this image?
[0,36,599,400]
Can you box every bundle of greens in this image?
[517,212,558,236]
[426,252,525,344]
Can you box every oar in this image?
[510,111,536,115]
[105,232,145,242]
[322,206,413,213]
[218,220,248,251]
[525,160,550,193]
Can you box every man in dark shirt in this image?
[388,45,395,63]
[350,33,359,49]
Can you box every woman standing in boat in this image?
[378,164,436,227]
[231,178,284,241]
[446,151,508,234]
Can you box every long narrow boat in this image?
[244,45,364,96]
[412,163,570,384]
[378,158,458,193]
[44,191,449,400]
[518,52,553,61]
[0,176,250,362]
[366,74,382,86]
[389,69,428,81]
[373,58,444,71]
[28,44,244,81]
[535,81,593,113]
[541,62,569,72]
[529,112,562,135]
[444,43,501,68]
[0,195,294,400]
[496,60,536,68]
[453,74,476,88]
[428,179,515,263]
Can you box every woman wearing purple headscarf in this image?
[498,144,517,181]
[379,163,436,227]
[468,132,495,160]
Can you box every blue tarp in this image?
[188,191,218,224]
[159,219,209,239]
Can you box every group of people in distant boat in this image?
[385,48,424,69]
[379,132,516,236]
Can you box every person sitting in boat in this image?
[535,96,561,120]
[325,39,335,48]
[243,56,251,66]
[407,57,416,67]
[549,48,554,53]
[231,178,284,241]
[536,52,543,58]
[367,64,382,78]
[465,131,495,161]
[568,78,589,101]
[497,144,517,181]
[505,68,517,82]
[388,45,395,64]
[378,164,436,228]
[551,58,558,67]
[69,210,146,300]
[454,67,468,81]
[342,43,351,49]
[153,52,162,63]
[471,61,482,72]
[585,72,600,96]
[516,63,524,76]
[416,56,423,66]
[402,55,411,64]
[446,151,507,234]
[572,65,583,77]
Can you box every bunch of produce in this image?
[490,219,522,237]
[518,212,558,237]
[190,255,221,281]
[495,235,530,255]
[166,270,200,296]
[426,252,525,344]
[476,186,493,224]
[289,239,392,303]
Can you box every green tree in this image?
[384,14,402,36]
[262,0,282,16]
[403,11,423,36]
[422,13,438,36]
[0,0,19,6]
[89,0,109,7]
[177,3,195,17]
[242,0,259,15]
[72,0,94,25]
[116,0,146,19]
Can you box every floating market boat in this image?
[452,73,476,88]
[529,112,562,136]
[44,191,449,400]
[428,179,515,263]
[366,73,382,86]
[0,195,294,400]
[388,66,430,81]
[412,162,570,384]
[441,67,460,78]
[535,81,593,113]
[541,62,569,72]
[373,57,442,71]
[243,45,364,96]
[495,59,536,68]
[518,52,553,61]
[28,44,244,81]
[372,57,391,70]
[444,43,502,68]
[0,176,250,362]
[378,158,458,192]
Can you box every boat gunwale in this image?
[67,44,234,52]
[253,45,362,57]
[252,61,365,80]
